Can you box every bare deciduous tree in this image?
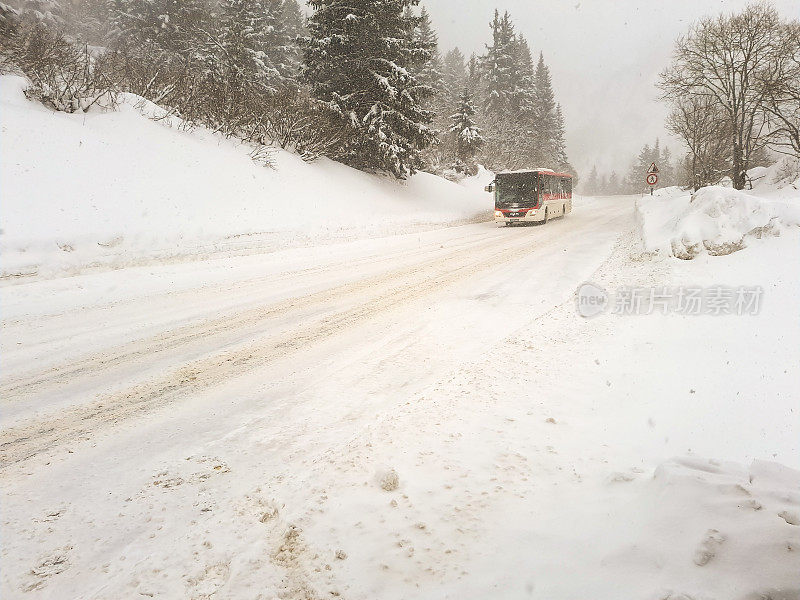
[666,95,731,190]
[659,4,785,189]
[763,22,800,158]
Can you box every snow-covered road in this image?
[2,196,798,599]
[0,198,625,466]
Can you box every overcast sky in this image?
[421,0,800,178]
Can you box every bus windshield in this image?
[495,176,538,208]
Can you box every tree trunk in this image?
[732,144,746,190]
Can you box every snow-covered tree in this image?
[608,171,620,194]
[14,0,62,25]
[467,52,479,86]
[553,104,574,174]
[659,3,785,189]
[0,2,18,39]
[216,0,282,87]
[281,0,306,76]
[414,6,443,97]
[472,14,574,174]
[665,95,731,189]
[478,10,535,170]
[512,34,535,117]
[584,165,598,195]
[533,52,558,164]
[258,0,298,83]
[449,87,484,162]
[302,0,437,178]
[65,0,116,44]
[598,173,609,195]
[660,145,675,187]
[442,47,466,100]
[480,9,517,119]
[625,140,680,191]
[112,0,209,53]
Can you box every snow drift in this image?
[638,183,800,259]
[0,75,492,280]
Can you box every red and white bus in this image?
[485,169,573,226]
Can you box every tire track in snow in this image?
[0,221,586,471]
[0,228,504,403]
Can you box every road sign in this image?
[646,173,658,186]
[647,163,659,174]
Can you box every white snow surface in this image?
[2,78,799,599]
[638,181,800,258]
[0,75,491,279]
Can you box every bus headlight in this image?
[494,210,502,218]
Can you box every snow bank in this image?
[652,185,686,199]
[631,456,800,598]
[638,184,800,259]
[0,75,491,280]
[748,160,800,192]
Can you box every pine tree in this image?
[449,87,484,163]
[66,0,115,44]
[466,51,486,114]
[411,4,446,146]
[262,0,296,83]
[533,52,558,165]
[585,165,599,195]
[281,0,306,76]
[442,47,466,101]
[608,171,620,194]
[302,0,437,178]
[626,142,654,191]
[414,7,444,95]
[193,0,281,132]
[480,10,517,119]
[112,0,209,54]
[215,0,281,90]
[598,173,609,195]
[15,0,63,25]
[1,2,18,38]
[467,52,480,88]
[553,104,574,173]
[661,145,675,187]
[652,138,661,175]
[512,34,535,117]
[479,10,534,169]
[509,34,538,165]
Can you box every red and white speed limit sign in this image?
[646,173,658,186]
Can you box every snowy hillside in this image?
[0,75,492,280]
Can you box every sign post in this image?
[646,163,659,195]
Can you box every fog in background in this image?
[423,0,800,178]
